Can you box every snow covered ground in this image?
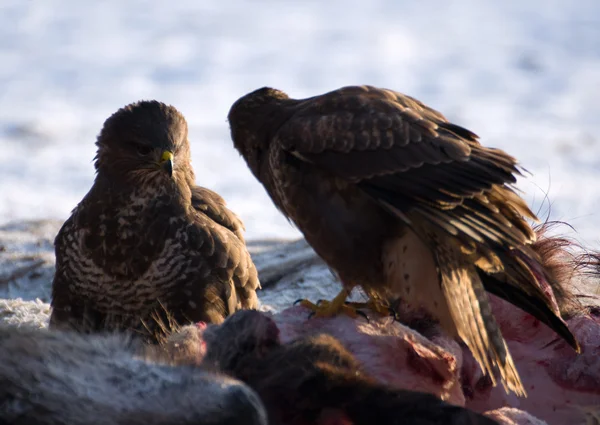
[1,0,599,247]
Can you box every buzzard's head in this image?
[94,100,192,184]
[228,87,290,178]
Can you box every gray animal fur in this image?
[0,324,267,425]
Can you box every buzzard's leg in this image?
[295,288,361,319]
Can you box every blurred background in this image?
[1,0,599,246]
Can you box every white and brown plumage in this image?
[228,85,580,396]
[50,100,260,342]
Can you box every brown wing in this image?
[189,187,260,321]
[272,85,580,351]
[274,85,537,257]
[191,186,247,243]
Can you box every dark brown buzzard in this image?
[50,100,260,342]
[227,85,580,397]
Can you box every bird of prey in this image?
[227,85,580,396]
[50,100,260,342]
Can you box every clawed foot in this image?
[294,288,364,320]
[294,298,368,320]
[294,290,393,322]
[345,298,393,317]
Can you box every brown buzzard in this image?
[227,85,580,396]
[50,100,260,341]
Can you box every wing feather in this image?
[191,186,247,243]
[274,85,536,252]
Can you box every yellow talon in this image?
[296,288,359,319]
[345,298,392,317]
[295,289,392,320]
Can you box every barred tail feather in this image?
[436,247,526,397]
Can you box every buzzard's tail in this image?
[435,246,527,397]
[478,249,581,353]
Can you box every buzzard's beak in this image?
[160,150,174,177]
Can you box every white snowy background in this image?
[0,7,598,424]
[1,0,599,246]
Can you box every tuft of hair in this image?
[571,248,600,315]
[530,221,585,317]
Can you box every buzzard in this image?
[227,85,580,396]
[50,100,260,342]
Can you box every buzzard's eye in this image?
[134,144,152,156]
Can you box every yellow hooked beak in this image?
[160,150,174,177]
